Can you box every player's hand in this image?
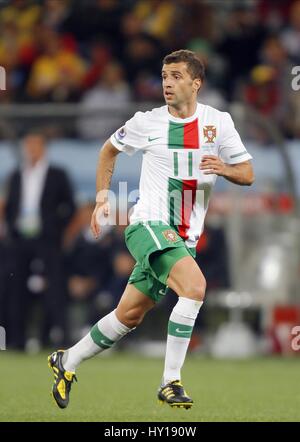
[90,201,110,238]
[199,155,228,176]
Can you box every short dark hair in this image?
[163,49,205,82]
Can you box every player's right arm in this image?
[91,139,120,238]
[91,111,147,238]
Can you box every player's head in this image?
[162,49,205,108]
[22,128,47,166]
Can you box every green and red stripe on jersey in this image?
[168,119,199,149]
[168,119,199,240]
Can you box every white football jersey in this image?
[110,103,252,248]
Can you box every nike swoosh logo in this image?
[148,136,162,142]
[175,328,190,334]
[100,340,111,347]
[159,289,166,295]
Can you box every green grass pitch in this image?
[0,351,299,422]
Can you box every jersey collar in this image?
[167,103,199,123]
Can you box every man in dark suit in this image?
[4,129,76,350]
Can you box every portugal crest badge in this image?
[203,125,216,143]
[162,229,178,243]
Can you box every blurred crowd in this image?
[0,0,300,138]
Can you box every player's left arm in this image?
[200,156,254,186]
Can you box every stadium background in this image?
[0,0,299,422]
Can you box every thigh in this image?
[166,255,206,296]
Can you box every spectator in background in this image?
[242,64,283,144]
[256,35,292,137]
[119,12,163,93]
[0,10,39,102]
[118,11,164,102]
[132,0,176,41]
[172,0,216,50]
[260,35,292,90]
[26,27,86,102]
[0,0,41,35]
[62,0,128,52]
[40,0,71,33]
[244,65,279,116]
[4,129,76,349]
[229,30,294,140]
[217,4,266,100]
[81,40,112,91]
[78,61,130,139]
[0,0,299,140]
[257,0,294,32]
[280,0,300,64]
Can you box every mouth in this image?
[164,91,174,99]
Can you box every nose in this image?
[163,78,172,88]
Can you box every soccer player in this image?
[48,50,254,409]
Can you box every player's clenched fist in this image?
[90,201,110,238]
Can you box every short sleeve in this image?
[110,111,147,156]
[218,112,252,164]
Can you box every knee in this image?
[182,279,206,302]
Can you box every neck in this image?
[168,101,197,119]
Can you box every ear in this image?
[193,78,202,93]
